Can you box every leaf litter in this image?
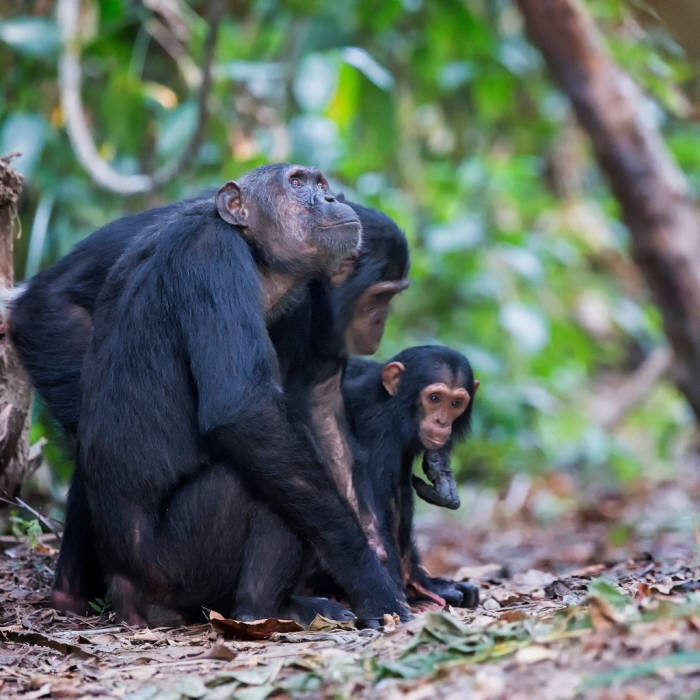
[1,468,699,698]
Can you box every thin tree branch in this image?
[597,347,673,429]
[57,0,224,195]
[0,494,60,536]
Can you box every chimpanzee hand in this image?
[286,595,356,625]
[352,560,412,629]
[427,577,479,608]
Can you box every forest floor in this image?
[1,463,700,700]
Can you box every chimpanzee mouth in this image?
[421,434,449,450]
[319,218,361,229]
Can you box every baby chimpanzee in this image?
[343,345,480,608]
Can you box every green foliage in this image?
[9,512,42,549]
[88,596,112,615]
[1,0,698,488]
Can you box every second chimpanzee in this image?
[269,199,410,562]
[343,346,480,608]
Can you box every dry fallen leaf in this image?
[588,595,626,631]
[499,610,528,623]
[453,563,504,581]
[131,628,159,642]
[209,610,303,640]
[383,613,400,627]
[514,644,559,664]
[308,614,356,631]
[199,642,236,661]
[34,544,58,556]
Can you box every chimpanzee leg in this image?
[232,505,304,621]
[52,471,106,614]
[90,464,350,624]
[232,507,355,624]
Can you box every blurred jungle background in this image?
[3,2,700,697]
[1,0,700,541]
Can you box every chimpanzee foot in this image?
[109,575,148,626]
[355,599,413,629]
[51,588,91,616]
[286,595,356,625]
[356,608,414,629]
[428,577,479,608]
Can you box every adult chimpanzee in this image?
[342,346,480,609]
[269,200,410,562]
[17,163,410,625]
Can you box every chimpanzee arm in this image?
[399,465,478,609]
[175,228,407,624]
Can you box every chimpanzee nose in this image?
[324,193,336,202]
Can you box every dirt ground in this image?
[1,465,699,699]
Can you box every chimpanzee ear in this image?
[216,181,248,228]
[473,379,480,395]
[381,361,405,396]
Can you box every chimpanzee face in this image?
[215,164,362,275]
[416,381,471,449]
[381,361,476,450]
[344,279,409,355]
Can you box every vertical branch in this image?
[0,157,34,497]
[516,0,700,422]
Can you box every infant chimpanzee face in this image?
[416,379,471,449]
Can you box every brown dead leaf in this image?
[209,610,303,640]
[131,628,159,642]
[308,614,356,632]
[499,610,528,623]
[635,582,652,600]
[200,642,236,661]
[568,564,606,578]
[588,596,625,631]
[490,588,522,604]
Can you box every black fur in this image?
[13,167,407,624]
[10,180,411,624]
[343,346,479,608]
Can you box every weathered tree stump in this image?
[0,157,34,498]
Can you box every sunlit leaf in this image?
[341,47,394,90]
[0,17,59,56]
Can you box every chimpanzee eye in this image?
[451,399,462,408]
[319,179,329,190]
[290,176,303,188]
[430,393,440,403]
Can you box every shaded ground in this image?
[1,465,699,699]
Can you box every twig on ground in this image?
[0,494,60,536]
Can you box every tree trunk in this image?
[516,0,700,423]
[0,157,33,497]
